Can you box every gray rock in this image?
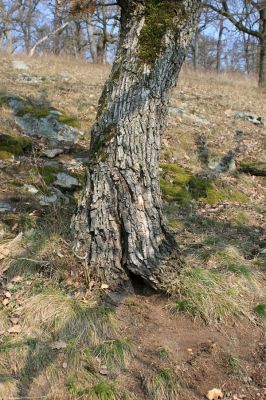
[23,184,39,195]
[0,201,12,212]
[12,60,29,70]
[169,107,186,116]
[43,148,63,158]
[15,114,82,145]
[54,173,79,189]
[39,193,57,206]
[232,111,265,126]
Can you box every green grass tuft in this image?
[254,303,266,318]
[0,134,32,156]
[145,368,179,400]
[57,114,81,129]
[94,338,132,371]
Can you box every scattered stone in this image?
[11,60,29,70]
[43,148,63,158]
[169,107,185,116]
[62,362,68,369]
[23,184,39,195]
[0,201,12,212]
[54,172,79,189]
[100,365,109,375]
[51,340,67,350]
[39,193,57,206]
[5,292,11,299]
[2,299,9,306]
[232,111,266,126]
[8,325,22,334]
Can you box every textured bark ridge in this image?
[72,0,201,290]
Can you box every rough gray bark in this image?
[258,5,266,88]
[72,0,201,290]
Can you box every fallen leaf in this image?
[51,341,67,350]
[101,283,109,290]
[207,388,224,400]
[8,325,22,334]
[29,210,42,217]
[12,275,23,283]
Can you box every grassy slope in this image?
[0,54,265,400]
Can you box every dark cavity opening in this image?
[127,270,156,296]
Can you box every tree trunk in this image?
[216,16,224,73]
[86,13,98,63]
[258,6,266,88]
[192,28,199,70]
[72,0,201,290]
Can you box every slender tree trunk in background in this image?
[5,29,13,54]
[192,28,199,70]
[216,16,224,73]
[86,13,97,62]
[258,5,266,88]
[243,33,251,74]
[72,0,201,290]
[53,0,61,54]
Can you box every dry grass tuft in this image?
[21,289,117,344]
[168,267,265,323]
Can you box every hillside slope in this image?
[0,55,265,400]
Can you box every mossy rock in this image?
[0,134,32,156]
[16,104,51,118]
[0,150,13,160]
[239,160,266,177]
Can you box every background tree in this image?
[72,0,202,290]
[207,0,266,88]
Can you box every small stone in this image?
[23,184,39,194]
[12,60,29,70]
[43,148,63,158]
[0,201,12,212]
[5,292,11,298]
[39,193,57,206]
[2,299,9,306]
[54,173,79,189]
[11,317,19,325]
[62,362,68,369]
[51,340,67,350]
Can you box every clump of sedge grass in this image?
[94,338,132,371]
[145,368,179,400]
[168,267,264,323]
